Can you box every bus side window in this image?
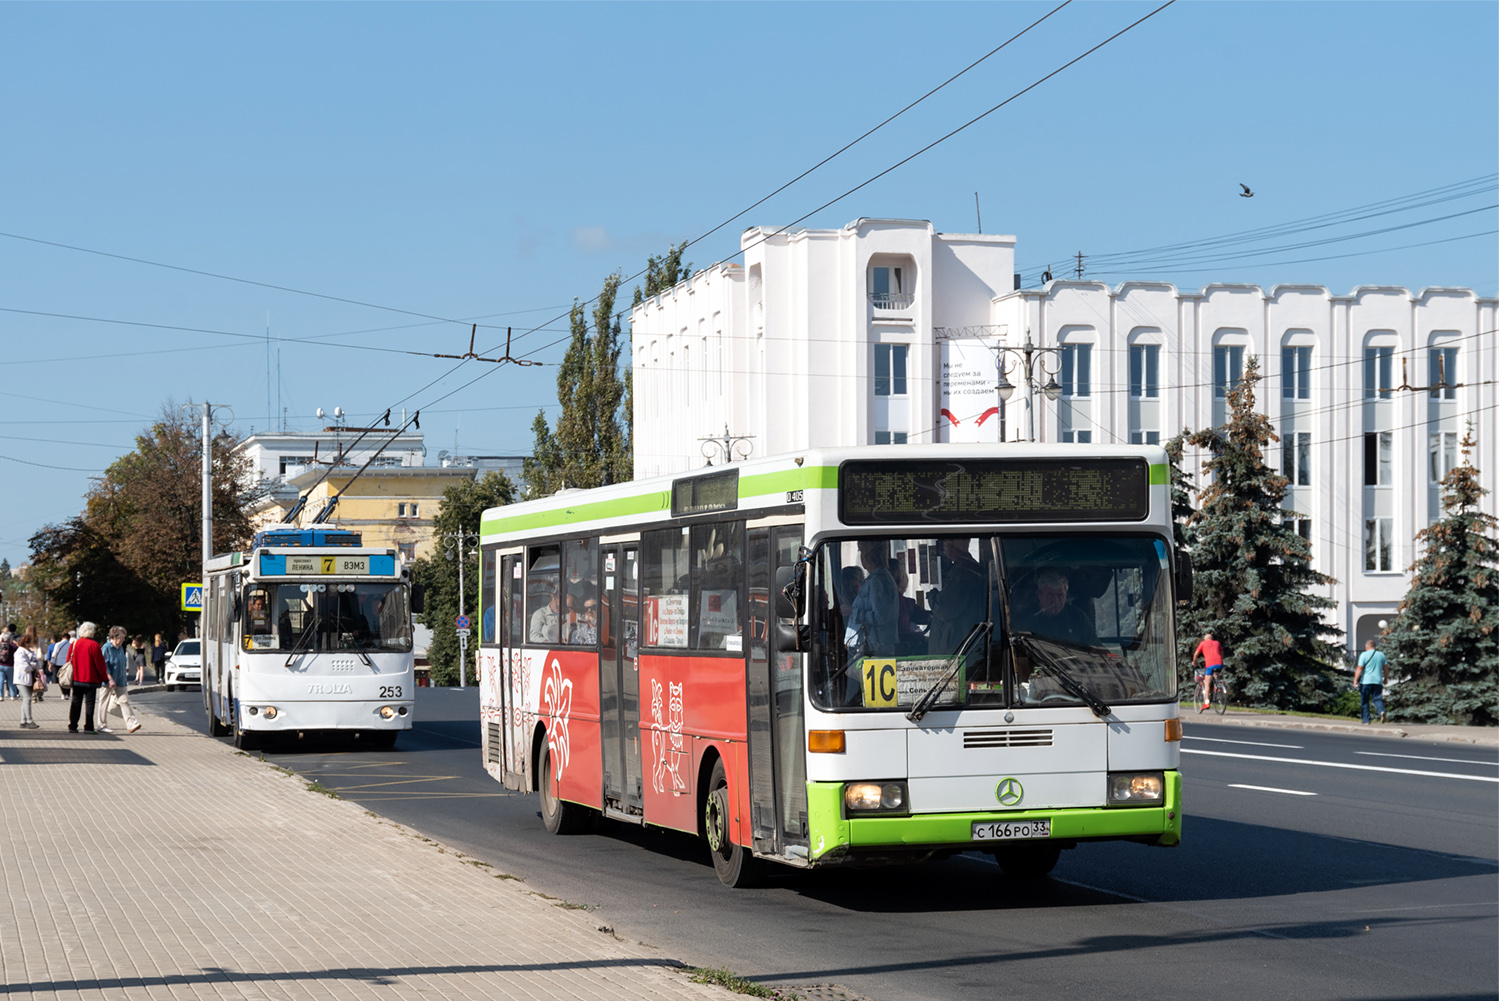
[481,548,497,644]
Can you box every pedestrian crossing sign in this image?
[181,583,204,612]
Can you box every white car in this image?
[164,640,202,691]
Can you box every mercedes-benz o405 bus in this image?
[476,445,1190,886]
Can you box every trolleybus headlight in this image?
[1108,771,1164,804]
[263,706,278,720]
[397,706,409,716]
[379,706,396,720]
[844,780,908,814]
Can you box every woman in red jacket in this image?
[68,621,110,734]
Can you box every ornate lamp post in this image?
[995,330,1064,442]
[699,426,755,466]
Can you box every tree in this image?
[26,404,260,639]
[412,471,515,685]
[1184,356,1343,710]
[524,272,629,495]
[1164,430,1200,697]
[0,558,10,582]
[1383,427,1499,725]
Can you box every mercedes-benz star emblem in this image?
[996,777,1024,806]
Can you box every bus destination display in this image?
[839,458,1150,524]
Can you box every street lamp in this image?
[995,329,1064,441]
[699,425,755,466]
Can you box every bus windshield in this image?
[242,582,413,653]
[808,534,1175,712]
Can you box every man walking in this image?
[1356,639,1387,724]
[0,623,18,701]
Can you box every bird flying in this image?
[1239,183,1254,198]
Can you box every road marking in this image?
[1182,748,1499,783]
[1184,735,1303,749]
[1355,751,1499,766]
[1228,783,1317,796]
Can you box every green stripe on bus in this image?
[739,465,839,497]
[481,489,671,536]
[1149,463,1168,485]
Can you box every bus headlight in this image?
[844,781,908,814]
[397,706,409,716]
[378,706,396,720]
[262,706,278,720]
[1108,771,1164,804]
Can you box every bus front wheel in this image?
[704,758,761,888]
[539,743,587,835]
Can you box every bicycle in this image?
[1193,669,1228,715]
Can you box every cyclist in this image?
[1191,631,1225,712]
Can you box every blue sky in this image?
[1,1,1495,569]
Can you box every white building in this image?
[629,217,1498,653]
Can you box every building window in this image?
[1213,346,1244,399]
[279,455,316,476]
[1429,347,1457,400]
[870,266,912,309]
[1128,431,1160,445]
[410,503,419,518]
[1060,430,1093,444]
[874,344,908,397]
[1129,344,1159,399]
[398,543,416,561]
[1284,514,1311,543]
[1282,346,1311,400]
[1364,347,1393,399]
[1060,344,1091,398]
[1364,518,1393,572]
[1283,432,1311,487]
[1430,431,1458,483]
[397,503,407,517]
[1363,431,1393,486]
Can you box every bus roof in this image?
[480,443,1170,543]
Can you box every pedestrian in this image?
[1356,639,1387,724]
[14,627,43,728]
[151,633,167,685]
[128,635,148,686]
[0,623,18,700]
[100,626,141,734]
[67,622,109,734]
[50,630,73,687]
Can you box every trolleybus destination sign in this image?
[258,552,398,576]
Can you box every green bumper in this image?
[806,771,1182,862]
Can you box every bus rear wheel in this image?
[704,758,761,888]
[205,684,229,737]
[539,743,587,835]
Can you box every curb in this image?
[1186,710,1499,746]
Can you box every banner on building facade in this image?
[939,338,1002,443]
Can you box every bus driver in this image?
[1015,568,1098,648]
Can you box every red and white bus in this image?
[477,445,1188,886]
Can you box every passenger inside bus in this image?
[530,588,560,644]
[246,591,272,634]
[926,538,987,655]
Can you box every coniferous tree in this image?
[1184,356,1343,710]
[1383,427,1499,725]
[1164,430,1201,697]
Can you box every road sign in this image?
[181,583,204,612]
[455,614,471,629]
[456,627,471,639]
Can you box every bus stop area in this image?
[0,693,737,1001]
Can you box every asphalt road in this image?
[136,687,1499,1001]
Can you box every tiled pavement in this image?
[0,691,736,1001]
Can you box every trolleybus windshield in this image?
[242,582,413,653]
[809,534,1175,711]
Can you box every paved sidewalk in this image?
[1184,706,1499,746]
[0,692,737,1001]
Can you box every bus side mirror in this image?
[1175,550,1194,605]
[774,563,805,619]
[411,583,426,614]
[232,593,243,619]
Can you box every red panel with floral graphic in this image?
[637,653,749,835]
[538,648,602,811]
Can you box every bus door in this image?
[215,575,232,697]
[746,527,810,855]
[601,545,643,818]
[498,554,525,790]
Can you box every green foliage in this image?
[1164,430,1200,698]
[687,967,801,1000]
[525,271,631,495]
[1384,427,1499,725]
[412,471,515,685]
[1182,356,1343,711]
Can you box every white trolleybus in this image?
[476,445,1191,886]
[202,526,419,750]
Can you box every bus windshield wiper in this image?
[284,610,321,668]
[1013,632,1112,719]
[907,619,992,723]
